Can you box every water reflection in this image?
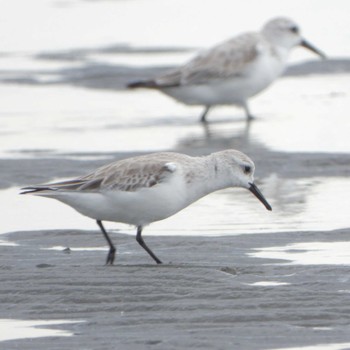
[270,343,350,350]
[151,176,350,235]
[177,118,253,151]
[249,241,350,265]
[0,319,83,342]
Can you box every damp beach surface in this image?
[1,0,350,349]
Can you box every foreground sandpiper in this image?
[21,150,272,264]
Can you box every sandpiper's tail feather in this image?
[127,80,158,89]
[20,186,56,195]
[20,179,90,195]
[127,70,181,89]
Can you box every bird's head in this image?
[262,17,326,59]
[216,150,272,211]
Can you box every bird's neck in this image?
[261,31,293,61]
[185,154,232,203]
[272,45,290,63]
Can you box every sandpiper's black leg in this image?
[96,220,116,265]
[243,102,255,122]
[200,105,211,123]
[136,226,162,264]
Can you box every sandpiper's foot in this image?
[105,246,116,265]
[247,114,255,122]
[200,106,211,123]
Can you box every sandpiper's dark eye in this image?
[244,165,251,174]
[290,26,299,34]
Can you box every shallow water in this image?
[2,176,350,237]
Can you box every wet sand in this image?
[1,228,350,350]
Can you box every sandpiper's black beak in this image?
[300,39,326,59]
[249,183,272,211]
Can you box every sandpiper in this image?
[21,150,272,264]
[128,17,325,122]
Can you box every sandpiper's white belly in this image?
[47,173,189,226]
[162,52,285,106]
